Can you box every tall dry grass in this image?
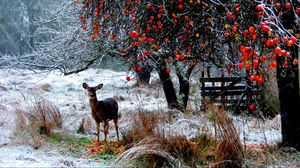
[122,111,166,148]
[115,110,217,167]
[27,97,62,135]
[206,103,244,168]
[13,96,62,148]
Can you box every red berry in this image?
[178,35,184,40]
[245,64,251,70]
[176,54,184,60]
[285,3,291,9]
[232,26,237,33]
[253,59,259,69]
[282,36,288,43]
[226,12,232,18]
[287,40,294,47]
[248,26,255,34]
[224,32,230,38]
[238,63,243,70]
[261,24,269,32]
[109,34,116,40]
[137,67,142,72]
[249,104,255,110]
[126,76,131,81]
[143,51,152,55]
[131,17,136,23]
[91,34,96,40]
[290,37,297,43]
[129,31,139,38]
[165,68,171,74]
[146,3,152,9]
[257,77,264,84]
[178,4,183,10]
[266,39,274,47]
[256,4,264,11]
[269,62,277,69]
[261,56,267,62]
[273,37,279,44]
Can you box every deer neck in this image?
[89,96,99,112]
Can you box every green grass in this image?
[48,133,90,145]
[47,133,91,156]
[47,132,119,162]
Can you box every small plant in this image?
[76,117,85,134]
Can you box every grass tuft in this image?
[13,96,62,148]
[206,103,244,168]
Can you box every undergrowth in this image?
[47,132,124,161]
[13,96,62,149]
[117,110,220,167]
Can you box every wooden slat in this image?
[200,76,260,111]
[200,77,243,82]
[208,99,246,104]
[202,90,246,96]
[201,86,247,91]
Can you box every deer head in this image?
[82,83,103,97]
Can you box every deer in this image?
[82,83,119,144]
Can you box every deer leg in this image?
[113,118,120,142]
[96,122,100,143]
[103,121,109,143]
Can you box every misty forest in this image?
[0,0,300,167]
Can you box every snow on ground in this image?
[0,68,281,167]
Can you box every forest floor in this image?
[0,68,299,167]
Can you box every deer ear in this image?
[96,84,103,90]
[82,83,89,89]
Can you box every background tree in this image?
[221,0,300,149]
[78,0,233,109]
[79,0,300,149]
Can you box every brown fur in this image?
[83,83,119,143]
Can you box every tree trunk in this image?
[177,73,190,109]
[157,66,180,109]
[137,61,154,86]
[278,10,300,150]
[277,46,300,149]
[176,64,195,109]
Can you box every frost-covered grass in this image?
[0,68,287,167]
